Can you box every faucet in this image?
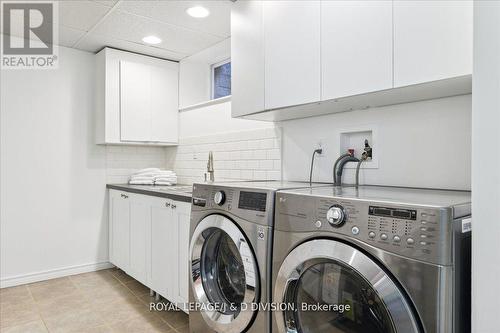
[333,149,359,186]
[206,151,215,183]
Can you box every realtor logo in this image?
[1,1,59,69]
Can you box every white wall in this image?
[179,38,231,108]
[0,47,109,286]
[281,94,471,190]
[472,2,500,332]
[0,46,168,287]
[178,101,273,138]
[169,101,277,185]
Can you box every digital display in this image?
[369,206,417,220]
[238,191,267,212]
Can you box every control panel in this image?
[276,192,455,265]
[191,184,274,227]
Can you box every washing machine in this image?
[188,181,330,333]
[272,185,471,333]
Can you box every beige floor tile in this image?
[28,277,78,302]
[69,325,113,333]
[70,270,120,291]
[174,325,189,333]
[124,280,150,297]
[110,269,134,284]
[0,286,32,305]
[109,313,173,333]
[92,296,150,325]
[0,319,48,333]
[41,307,105,333]
[0,301,40,329]
[156,310,189,329]
[82,283,136,306]
[35,292,92,317]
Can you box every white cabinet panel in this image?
[231,0,265,118]
[128,198,150,285]
[109,190,130,271]
[151,64,178,143]
[173,201,191,307]
[120,61,151,142]
[394,0,473,86]
[321,1,393,100]
[150,199,175,299]
[263,1,320,109]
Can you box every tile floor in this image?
[0,268,189,333]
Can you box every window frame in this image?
[211,58,231,100]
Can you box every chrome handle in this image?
[121,194,128,199]
[283,278,299,333]
[165,202,171,207]
[171,204,177,209]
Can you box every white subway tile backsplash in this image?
[167,127,282,185]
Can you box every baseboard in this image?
[0,261,115,288]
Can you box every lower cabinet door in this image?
[150,199,176,299]
[109,190,130,271]
[128,197,150,285]
[173,201,191,312]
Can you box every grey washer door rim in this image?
[274,239,421,333]
[190,214,259,333]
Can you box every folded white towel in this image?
[132,168,161,175]
[155,181,174,186]
[154,176,177,181]
[129,180,154,185]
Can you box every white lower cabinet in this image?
[109,190,191,313]
[109,190,130,271]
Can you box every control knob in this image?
[214,191,226,206]
[326,205,347,227]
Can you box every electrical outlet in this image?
[316,140,326,157]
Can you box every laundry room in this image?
[0,1,498,333]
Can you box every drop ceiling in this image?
[2,0,232,61]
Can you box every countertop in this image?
[106,184,193,203]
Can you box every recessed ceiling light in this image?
[186,6,210,18]
[142,35,162,45]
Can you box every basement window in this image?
[211,59,231,99]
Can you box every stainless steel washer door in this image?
[190,214,259,333]
[274,239,421,333]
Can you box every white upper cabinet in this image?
[96,48,179,145]
[393,0,473,87]
[263,1,321,109]
[231,0,473,121]
[321,1,393,100]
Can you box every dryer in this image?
[272,185,471,333]
[188,181,329,333]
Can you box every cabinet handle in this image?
[121,194,129,199]
[171,204,177,209]
[165,202,171,207]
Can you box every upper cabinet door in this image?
[321,1,393,100]
[231,0,265,118]
[394,0,473,87]
[263,1,321,109]
[150,63,179,143]
[120,61,152,142]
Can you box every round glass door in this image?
[190,214,259,333]
[293,261,395,333]
[274,239,421,333]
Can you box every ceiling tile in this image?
[117,0,231,38]
[59,0,111,31]
[76,33,188,61]
[89,9,223,55]
[58,26,86,48]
